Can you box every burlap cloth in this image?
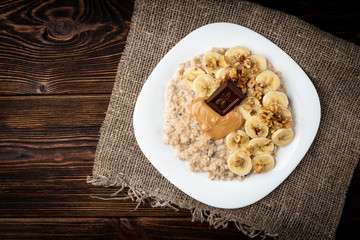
[87,0,360,239]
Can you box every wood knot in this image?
[54,21,72,36]
[46,18,77,42]
[39,83,47,93]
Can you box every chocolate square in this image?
[205,79,245,116]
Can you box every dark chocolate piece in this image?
[205,79,245,116]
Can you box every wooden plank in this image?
[0,95,191,217]
[0,0,133,95]
[0,215,358,240]
[0,95,108,131]
[0,94,358,232]
[0,217,255,240]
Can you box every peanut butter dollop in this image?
[190,98,244,140]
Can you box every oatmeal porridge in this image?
[163,46,294,181]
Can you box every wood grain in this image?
[0,0,132,95]
[0,92,358,236]
[0,95,191,217]
[0,218,254,240]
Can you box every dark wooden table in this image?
[0,0,359,239]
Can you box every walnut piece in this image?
[239,55,246,64]
[229,68,238,81]
[234,157,244,167]
[252,83,264,100]
[245,146,253,156]
[246,98,254,105]
[240,68,247,77]
[243,58,252,68]
[247,77,256,88]
[253,90,263,100]
[233,68,249,94]
[251,65,259,74]
[253,164,264,174]
[260,104,293,132]
[234,135,245,144]
[207,58,217,68]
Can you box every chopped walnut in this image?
[239,55,246,64]
[246,98,254,105]
[236,81,248,94]
[251,65,259,74]
[234,135,246,144]
[207,58,217,68]
[274,121,283,129]
[282,116,293,128]
[240,68,247,77]
[241,87,247,94]
[240,77,248,85]
[260,104,293,131]
[243,58,252,68]
[263,104,281,117]
[245,146,253,156]
[253,90,263,100]
[247,78,256,88]
[229,68,238,81]
[234,69,249,94]
[253,164,264,174]
[253,83,264,100]
[234,157,244,167]
[234,62,241,69]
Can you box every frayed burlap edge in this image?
[87,175,278,239]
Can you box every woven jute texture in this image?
[87,0,360,239]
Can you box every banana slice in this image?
[203,52,222,77]
[227,152,252,176]
[279,106,292,118]
[245,116,269,138]
[248,138,274,156]
[215,67,231,82]
[218,55,231,68]
[255,70,280,94]
[238,97,262,120]
[271,128,293,147]
[248,54,267,78]
[251,154,275,174]
[225,46,250,70]
[182,67,205,90]
[226,130,250,152]
[193,74,217,97]
[262,90,289,108]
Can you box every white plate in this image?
[133,23,320,209]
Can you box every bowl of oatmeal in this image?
[163,45,294,181]
[133,23,320,208]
